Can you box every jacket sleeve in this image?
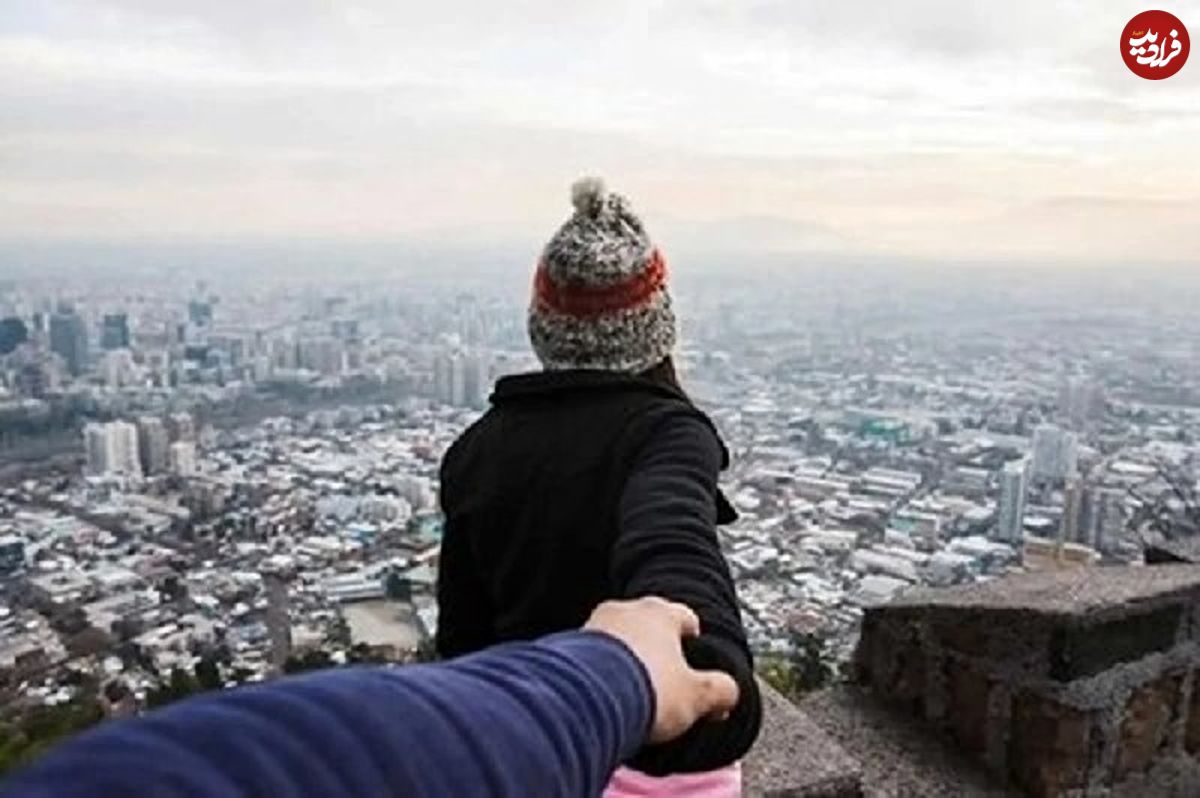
[0,632,654,798]
[611,412,762,775]
[435,456,495,658]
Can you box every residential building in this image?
[995,458,1029,545]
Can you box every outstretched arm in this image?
[3,636,642,798]
[612,412,762,774]
[2,599,736,798]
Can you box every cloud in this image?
[0,0,1197,263]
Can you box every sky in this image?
[1,0,1198,265]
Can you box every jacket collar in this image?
[490,369,689,406]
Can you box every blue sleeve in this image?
[0,631,653,798]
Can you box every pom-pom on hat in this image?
[528,177,676,373]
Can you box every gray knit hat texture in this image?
[528,177,676,373]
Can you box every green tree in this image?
[283,650,335,674]
[328,615,351,648]
[757,657,801,700]
[790,632,834,692]
[193,658,222,692]
[756,632,834,703]
[384,572,411,602]
[0,698,105,775]
[144,668,202,709]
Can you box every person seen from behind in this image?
[437,176,762,796]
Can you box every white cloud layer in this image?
[1,0,1197,262]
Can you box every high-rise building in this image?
[1060,478,1084,547]
[270,337,299,370]
[995,458,1029,544]
[83,421,142,477]
[1081,487,1126,553]
[12,348,58,398]
[297,336,344,376]
[167,412,195,442]
[137,416,170,476]
[108,421,141,477]
[1058,377,1104,432]
[251,354,274,382]
[1032,424,1059,479]
[142,349,172,388]
[209,333,253,369]
[463,350,491,409]
[188,299,213,327]
[433,351,460,406]
[100,313,131,350]
[49,308,89,376]
[29,311,48,341]
[169,440,198,477]
[84,423,109,475]
[1031,424,1078,483]
[14,361,49,398]
[101,349,137,388]
[435,349,490,408]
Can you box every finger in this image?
[665,601,700,638]
[690,670,739,720]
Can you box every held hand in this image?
[583,597,739,744]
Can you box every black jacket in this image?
[436,370,761,775]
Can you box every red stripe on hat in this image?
[534,249,667,320]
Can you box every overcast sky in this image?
[2,0,1197,264]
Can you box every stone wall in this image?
[744,680,863,797]
[854,566,1200,797]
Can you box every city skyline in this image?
[2,3,1200,787]
[3,218,1200,788]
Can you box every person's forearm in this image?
[1,631,653,798]
[614,413,763,772]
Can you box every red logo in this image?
[1122,10,1189,80]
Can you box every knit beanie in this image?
[528,177,676,373]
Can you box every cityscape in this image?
[2,0,1199,791]
[2,259,1198,725]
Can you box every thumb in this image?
[690,670,739,722]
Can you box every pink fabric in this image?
[603,762,741,798]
